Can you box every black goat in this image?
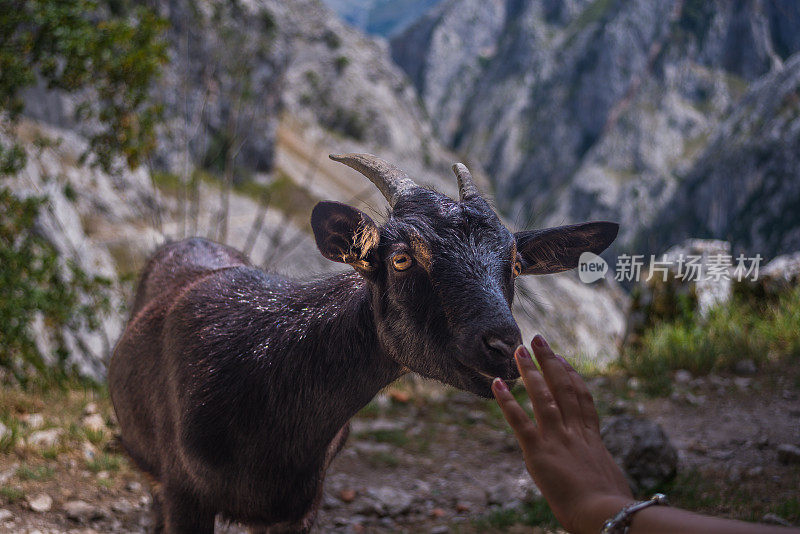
[109,154,618,533]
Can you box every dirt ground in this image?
[0,364,798,533]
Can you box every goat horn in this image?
[452,162,480,201]
[329,153,417,206]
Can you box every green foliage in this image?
[474,499,558,530]
[621,286,800,394]
[0,188,111,385]
[0,486,24,504]
[86,452,123,473]
[0,0,167,171]
[334,55,350,74]
[16,463,55,481]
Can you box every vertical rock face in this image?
[642,54,800,259]
[391,0,800,257]
[391,0,507,143]
[8,0,632,378]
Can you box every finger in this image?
[492,377,538,444]
[514,345,563,430]
[530,335,583,429]
[561,357,601,433]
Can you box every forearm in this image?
[582,496,799,534]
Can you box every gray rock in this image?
[601,415,678,492]
[673,369,693,385]
[81,413,106,433]
[27,493,53,513]
[0,422,9,441]
[776,443,800,464]
[64,500,108,522]
[761,513,793,527]
[0,509,13,523]
[27,428,63,448]
[110,499,134,515]
[359,486,414,516]
[733,359,757,376]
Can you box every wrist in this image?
[575,494,633,534]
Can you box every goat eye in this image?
[392,253,414,271]
[513,260,523,277]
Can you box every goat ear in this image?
[514,222,618,275]
[311,201,379,273]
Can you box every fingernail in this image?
[533,335,547,347]
[492,377,509,392]
[515,345,531,360]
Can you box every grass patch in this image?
[84,427,107,445]
[0,486,24,504]
[365,451,401,469]
[474,500,559,530]
[16,464,55,481]
[621,286,800,395]
[86,453,124,473]
[357,429,409,448]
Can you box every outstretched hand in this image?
[492,335,633,534]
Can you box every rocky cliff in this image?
[391,0,800,257]
[8,0,629,378]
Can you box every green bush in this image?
[621,286,800,394]
[0,0,167,172]
[0,188,111,386]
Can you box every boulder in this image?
[601,415,678,492]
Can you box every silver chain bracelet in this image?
[600,493,668,534]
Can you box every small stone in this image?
[27,493,53,512]
[609,399,628,415]
[455,502,470,513]
[733,359,757,376]
[111,499,133,514]
[0,508,13,523]
[746,466,764,478]
[81,414,106,433]
[83,403,99,416]
[64,500,107,522]
[22,414,44,429]
[430,508,447,518]
[673,369,692,385]
[684,392,706,406]
[733,377,752,389]
[364,486,413,516]
[761,513,792,527]
[338,489,356,503]
[627,377,641,391]
[431,526,449,534]
[776,443,800,464]
[322,494,340,509]
[125,480,142,492]
[0,422,9,441]
[97,470,110,479]
[82,441,98,461]
[27,428,63,448]
[388,390,410,403]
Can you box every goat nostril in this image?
[484,336,516,358]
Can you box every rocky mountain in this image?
[8,0,628,379]
[391,0,800,258]
[322,0,444,36]
[642,54,800,258]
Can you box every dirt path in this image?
[1,368,798,533]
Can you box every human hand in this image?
[492,335,633,534]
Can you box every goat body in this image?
[110,154,618,533]
[110,237,400,532]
